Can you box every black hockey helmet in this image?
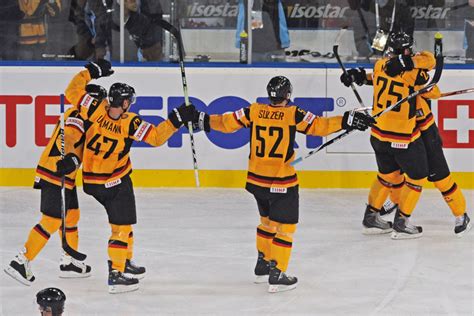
[86,84,107,101]
[36,287,66,315]
[386,31,413,55]
[267,76,292,104]
[108,83,136,108]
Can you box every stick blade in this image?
[63,242,87,261]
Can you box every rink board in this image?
[0,65,473,188]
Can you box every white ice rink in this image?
[0,187,473,315]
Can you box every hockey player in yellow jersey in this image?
[190,76,375,293]
[341,31,435,239]
[64,59,196,293]
[377,88,472,237]
[344,31,471,237]
[3,87,107,285]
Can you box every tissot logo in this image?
[187,3,238,17]
[438,100,474,148]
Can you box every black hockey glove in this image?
[56,153,80,176]
[168,103,196,128]
[340,68,367,87]
[384,55,414,77]
[85,84,107,101]
[84,59,114,79]
[191,111,210,133]
[342,110,376,131]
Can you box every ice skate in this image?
[254,252,269,284]
[59,252,91,278]
[108,270,139,294]
[391,208,423,240]
[4,250,35,286]
[362,205,393,235]
[268,260,297,293]
[124,259,146,280]
[454,213,472,237]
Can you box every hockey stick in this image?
[292,47,444,166]
[440,88,474,98]
[59,94,87,261]
[154,19,200,187]
[333,27,369,113]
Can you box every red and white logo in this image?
[438,100,474,148]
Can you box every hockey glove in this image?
[342,110,376,131]
[86,84,107,101]
[384,55,414,77]
[168,103,196,128]
[340,68,367,87]
[191,111,210,133]
[56,153,80,176]
[84,59,114,79]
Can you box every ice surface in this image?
[1,187,473,315]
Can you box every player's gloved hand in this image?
[342,110,376,131]
[84,59,114,79]
[56,153,80,176]
[86,84,107,100]
[384,54,414,77]
[168,103,196,128]
[340,67,367,87]
[191,111,210,133]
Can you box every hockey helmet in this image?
[386,31,413,55]
[86,84,107,101]
[36,287,66,315]
[108,83,136,108]
[267,76,292,104]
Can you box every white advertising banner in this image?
[0,66,473,172]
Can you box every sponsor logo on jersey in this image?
[303,112,315,124]
[80,94,95,108]
[391,142,408,149]
[187,3,238,18]
[66,117,84,133]
[234,108,245,120]
[133,121,151,141]
[270,187,287,194]
[105,178,122,188]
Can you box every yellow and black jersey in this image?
[210,103,342,189]
[80,108,177,186]
[65,70,105,120]
[416,85,441,132]
[35,108,84,190]
[65,69,179,186]
[370,51,435,144]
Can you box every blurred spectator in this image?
[347,0,374,58]
[235,0,290,62]
[0,0,24,60]
[348,0,414,58]
[112,0,164,61]
[68,0,112,60]
[17,0,61,60]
